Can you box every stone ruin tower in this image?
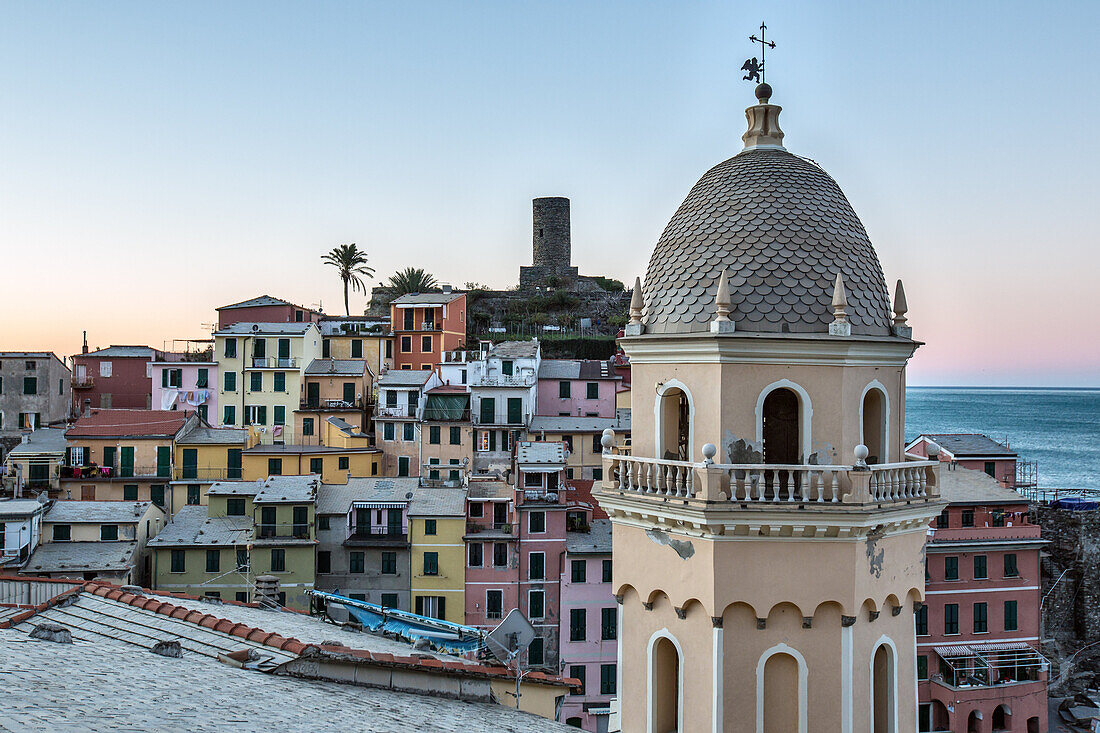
[519,196,579,288]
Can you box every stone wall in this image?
[1036,505,1100,692]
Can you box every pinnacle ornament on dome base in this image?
[710,270,735,333]
[891,279,912,338]
[828,272,852,337]
[625,277,645,336]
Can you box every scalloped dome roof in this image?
[641,124,893,336]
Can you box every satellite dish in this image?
[485,608,535,664]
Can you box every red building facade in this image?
[216,295,321,330]
[71,345,166,412]
[918,466,1047,733]
[389,291,466,372]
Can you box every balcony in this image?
[601,444,940,508]
[71,377,94,389]
[344,526,409,546]
[375,405,418,419]
[465,520,517,538]
[300,398,366,411]
[470,374,536,388]
[173,467,243,481]
[471,412,529,427]
[61,464,172,480]
[254,522,312,541]
[251,357,299,369]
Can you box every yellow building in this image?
[527,411,631,482]
[318,316,390,373]
[61,409,192,509]
[169,420,258,514]
[241,420,381,484]
[408,487,466,624]
[295,358,373,441]
[149,475,319,609]
[3,428,67,495]
[420,387,471,485]
[214,322,322,445]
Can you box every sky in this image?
[2,1,1098,387]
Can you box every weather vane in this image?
[742,22,776,84]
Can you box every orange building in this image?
[389,290,466,372]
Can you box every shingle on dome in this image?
[641,148,893,335]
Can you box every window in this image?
[469,502,483,518]
[1004,553,1018,577]
[25,360,36,371]
[351,339,363,358]
[273,372,286,392]
[223,405,235,425]
[571,559,586,583]
[380,593,399,608]
[586,382,599,400]
[529,590,544,619]
[400,336,412,352]
[486,589,503,619]
[937,509,949,528]
[421,335,431,352]
[317,551,331,574]
[915,604,928,635]
[566,608,587,642]
[974,555,987,579]
[150,485,165,507]
[206,549,221,573]
[302,417,316,437]
[501,360,513,376]
[246,404,266,425]
[524,472,542,488]
[944,556,959,580]
[268,458,282,476]
[403,423,415,442]
[991,509,1005,527]
[236,592,249,603]
[529,552,544,580]
[171,550,186,572]
[429,425,440,444]
[973,602,988,633]
[449,426,461,445]
[226,498,245,516]
[295,310,303,322]
[398,456,410,477]
[493,542,508,567]
[1004,600,1018,631]
[317,515,330,531]
[270,549,285,572]
[23,377,37,395]
[273,406,285,425]
[601,607,617,640]
[961,509,974,527]
[349,552,365,573]
[223,370,237,392]
[558,381,571,399]
[334,456,347,471]
[602,559,613,583]
[592,467,603,481]
[424,519,437,536]
[236,548,248,571]
[250,372,262,392]
[984,461,996,478]
[570,664,586,695]
[423,552,439,575]
[528,637,544,666]
[53,524,71,542]
[383,422,394,441]
[415,595,446,620]
[529,511,545,534]
[468,543,483,567]
[224,338,237,358]
[917,655,928,680]
[944,603,959,635]
[123,484,138,501]
[187,485,200,505]
[99,361,112,377]
[600,663,616,695]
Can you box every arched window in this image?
[655,381,693,461]
[860,382,889,464]
[967,709,982,733]
[756,643,807,733]
[648,633,682,732]
[762,389,800,465]
[871,642,896,733]
[992,704,1011,731]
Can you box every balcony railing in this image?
[251,357,299,369]
[465,520,516,535]
[173,467,243,481]
[471,374,536,388]
[344,527,408,545]
[376,405,418,418]
[603,448,939,507]
[61,464,172,480]
[255,522,312,540]
[300,398,365,411]
[71,377,94,389]
[471,412,529,427]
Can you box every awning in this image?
[423,394,470,421]
[349,502,406,511]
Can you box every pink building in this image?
[919,465,1047,733]
[149,361,218,424]
[908,434,1022,489]
[216,295,321,330]
[465,478,520,631]
[558,518,616,732]
[536,360,620,418]
[72,344,167,412]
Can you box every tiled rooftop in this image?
[391,292,464,306]
[79,345,157,358]
[66,409,190,438]
[315,478,419,515]
[147,506,252,548]
[4,428,67,455]
[174,421,248,445]
[566,519,612,554]
[488,339,539,359]
[44,500,154,524]
[516,441,566,465]
[937,466,1028,506]
[379,370,432,387]
[215,322,316,335]
[305,358,367,376]
[408,487,467,517]
[914,433,1017,458]
[253,475,319,504]
[24,541,140,573]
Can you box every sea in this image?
[905,387,1100,491]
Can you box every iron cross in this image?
[745,22,776,83]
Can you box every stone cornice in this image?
[619,332,918,368]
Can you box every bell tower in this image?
[599,85,942,733]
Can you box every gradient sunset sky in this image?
[3,2,1098,386]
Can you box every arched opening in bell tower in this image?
[861,385,888,464]
[762,652,801,733]
[656,381,692,461]
[967,709,983,732]
[648,634,682,732]
[991,704,1010,731]
[871,642,896,733]
[762,388,800,464]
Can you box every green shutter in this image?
[343,382,355,403]
[227,449,242,480]
[182,449,198,479]
[274,406,285,425]
[480,397,495,424]
[258,406,267,425]
[156,446,171,478]
[161,369,168,387]
[119,447,135,478]
[507,398,522,425]
[274,372,285,392]
[102,446,116,469]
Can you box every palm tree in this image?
[322,243,375,316]
[387,267,439,296]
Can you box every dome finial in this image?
[625,277,645,335]
[741,92,785,151]
[892,279,913,338]
[829,273,851,336]
[710,270,735,333]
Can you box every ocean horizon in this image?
[904,386,1100,491]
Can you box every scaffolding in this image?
[933,642,1047,688]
